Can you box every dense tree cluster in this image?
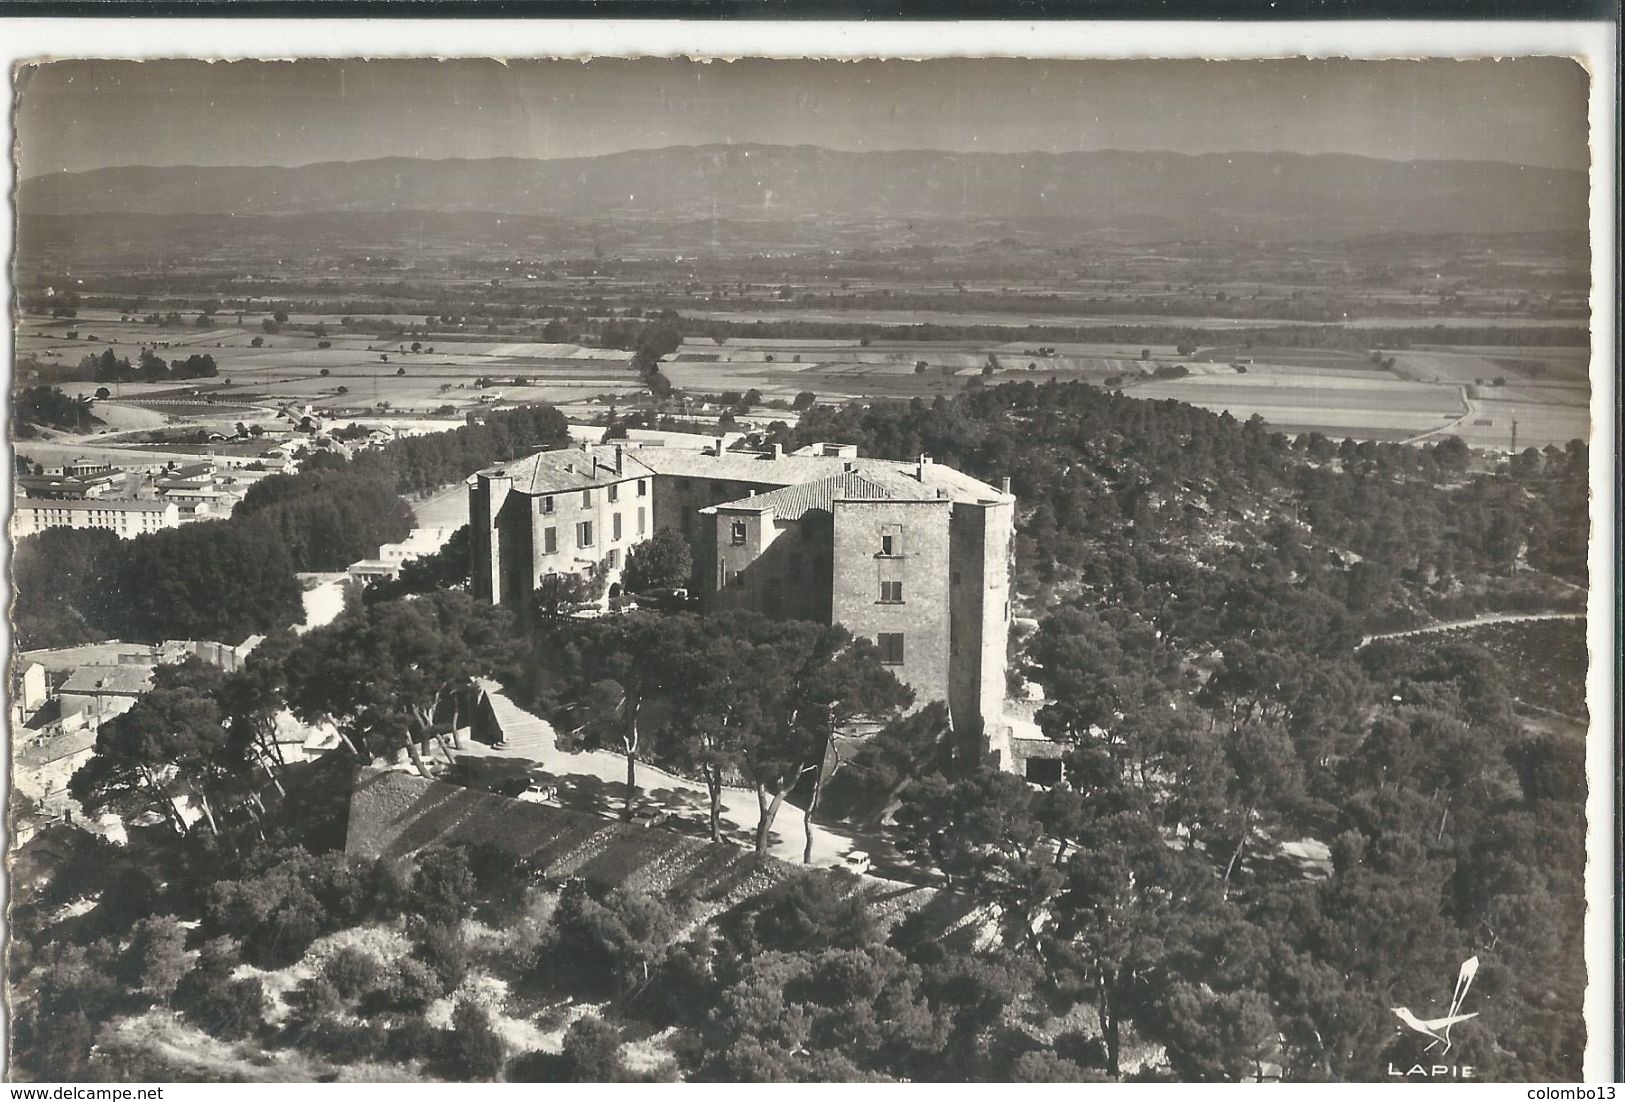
[236,463,414,572]
[526,611,911,849]
[620,527,692,595]
[12,385,100,436]
[10,455,410,648]
[348,402,571,496]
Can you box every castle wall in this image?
[703,507,832,622]
[468,473,509,602]
[830,498,952,714]
[948,498,1015,762]
[651,473,775,578]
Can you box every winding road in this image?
[1356,610,1584,650]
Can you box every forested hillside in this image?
[7,383,1589,1081]
[796,382,1589,1078]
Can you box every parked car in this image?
[630,805,670,828]
[841,850,872,875]
[517,777,558,802]
[635,587,699,612]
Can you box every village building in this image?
[56,663,156,720]
[470,440,1015,756]
[10,497,182,540]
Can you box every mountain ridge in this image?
[17,144,1588,240]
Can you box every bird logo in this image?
[1391,956,1480,1054]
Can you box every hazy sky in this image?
[15,56,1590,177]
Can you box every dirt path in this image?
[1399,384,1474,445]
[1356,610,1584,649]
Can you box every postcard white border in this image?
[1,17,1615,1084]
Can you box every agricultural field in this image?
[14,222,1595,453]
[17,312,648,419]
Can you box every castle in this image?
[469,439,1014,757]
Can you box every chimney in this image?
[564,461,575,474]
[915,454,933,481]
[614,444,624,475]
[714,436,726,456]
[770,443,783,459]
[1001,476,1012,495]
[580,438,591,452]
[843,460,855,473]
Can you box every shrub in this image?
[1008,1051,1091,1082]
[324,947,381,1000]
[177,972,265,1041]
[410,848,476,926]
[386,1014,445,1063]
[507,1049,569,1081]
[306,1016,388,1062]
[417,923,468,991]
[447,999,507,1081]
[460,843,526,897]
[561,1018,626,1082]
[293,975,346,1020]
[123,914,189,1002]
[381,958,446,1011]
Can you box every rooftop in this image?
[59,664,155,696]
[707,471,937,520]
[479,443,655,496]
[477,442,1012,506]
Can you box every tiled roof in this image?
[709,472,906,520]
[59,664,155,696]
[479,444,656,496]
[479,443,1013,506]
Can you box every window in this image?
[638,507,647,535]
[612,513,622,541]
[543,527,557,554]
[608,483,619,503]
[582,489,594,507]
[541,496,555,515]
[731,520,748,546]
[577,521,594,548]
[877,633,905,666]
[638,480,648,497]
[607,549,619,569]
[879,580,904,604]
[879,524,903,557]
